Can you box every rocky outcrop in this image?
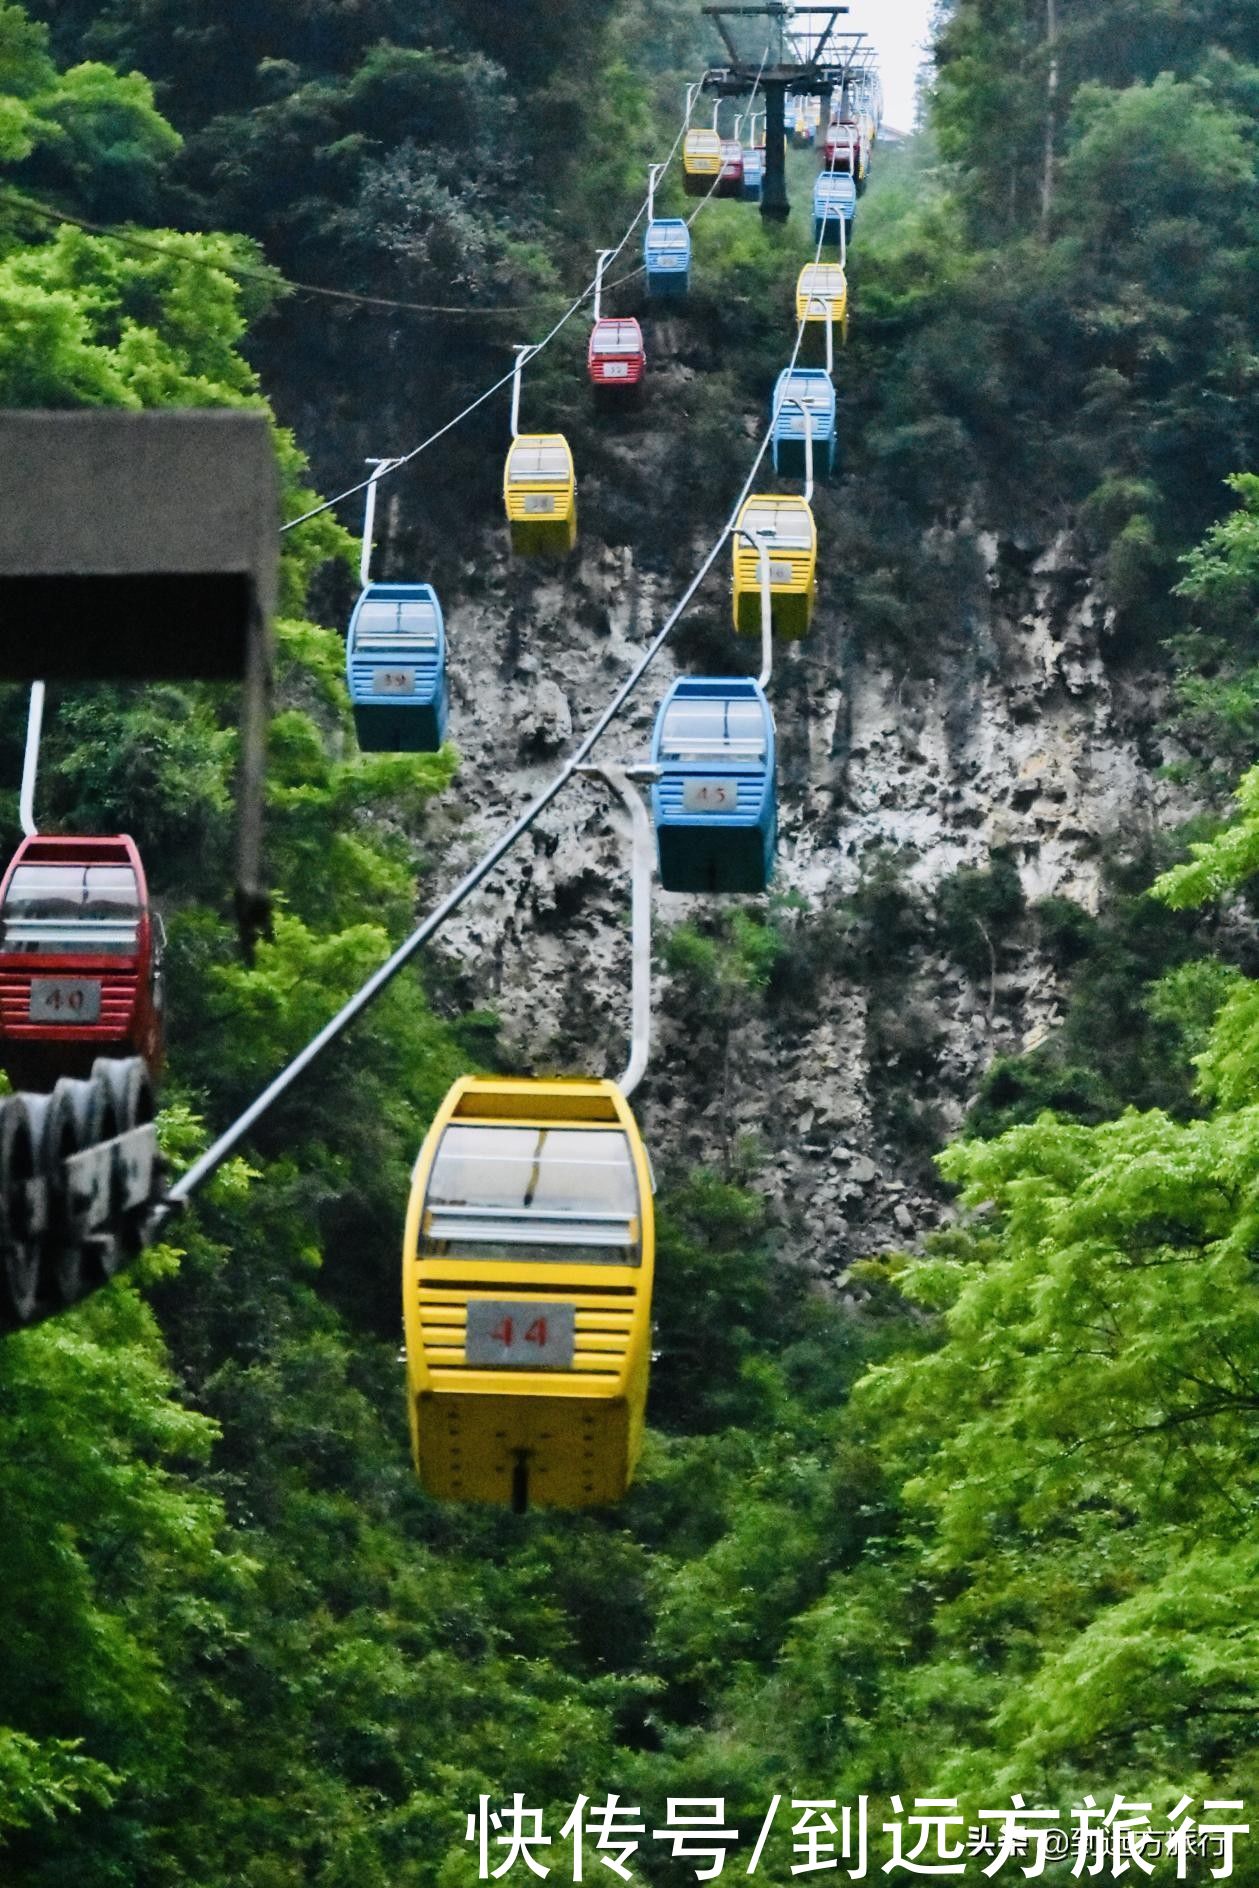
[407,502,1193,1268]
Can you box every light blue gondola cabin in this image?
[651,677,776,894]
[346,582,448,752]
[813,173,857,248]
[741,144,764,201]
[771,367,838,479]
[644,218,691,299]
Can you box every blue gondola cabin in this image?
[650,677,776,893]
[644,219,691,298]
[741,143,764,201]
[771,367,838,479]
[346,582,448,752]
[813,173,857,247]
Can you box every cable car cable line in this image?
[0,185,616,320]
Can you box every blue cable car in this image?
[650,677,776,893]
[644,218,691,299]
[345,582,448,752]
[771,368,838,479]
[813,173,857,248]
[741,143,764,201]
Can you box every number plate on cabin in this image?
[770,560,794,584]
[465,1300,576,1370]
[681,779,738,814]
[29,979,101,1023]
[523,494,555,514]
[602,362,629,378]
[372,668,415,695]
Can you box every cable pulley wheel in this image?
[42,1074,118,1305]
[92,1056,157,1261]
[0,1097,40,1331]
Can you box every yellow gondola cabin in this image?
[732,494,818,638]
[796,262,849,358]
[503,433,577,555]
[682,128,722,195]
[403,1076,655,1511]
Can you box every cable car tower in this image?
[701,4,868,222]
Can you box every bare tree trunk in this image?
[1040,0,1059,233]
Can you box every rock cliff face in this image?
[399,478,1192,1271]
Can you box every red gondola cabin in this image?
[718,139,745,195]
[0,835,164,1090]
[587,317,646,395]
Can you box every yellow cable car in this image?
[503,433,577,555]
[682,128,722,195]
[403,1075,655,1511]
[796,261,849,357]
[732,494,818,638]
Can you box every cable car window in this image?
[594,323,639,354]
[651,226,688,251]
[508,444,571,482]
[2,864,141,953]
[660,698,766,762]
[422,1124,641,1265]
[779,377,829,412]
[355,599,438,645]
[741,504,814,548]
[801,267,845,297]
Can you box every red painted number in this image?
[491,1318,514,1346]
[524,1318,549,1347]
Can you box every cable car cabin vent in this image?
[417,1290,634,1377]
[655,776,765,819]
[0,969,137,1031]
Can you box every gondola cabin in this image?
[771,367,838,479]
[740,141,764,201]
[813,173,857,247]
[587,317,646,395]
[682,129,722,196]
[717,139,744,195]
[346,582,448,752]
[504,434,577,555]
[644,218,691,298]
[796,262,849,358]
[732,494,818,638]
[650,677,776,893]
[825,118,866,180]
[0,834,163,1090]
[403,1075,655,1510]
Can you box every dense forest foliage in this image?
[3,0,1259,1880]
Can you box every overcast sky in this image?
[843,0,937,130]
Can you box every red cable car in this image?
[587,317,646,395]
[825,118,864,177]
[0,835,164,1090]
[718,139,745,195]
